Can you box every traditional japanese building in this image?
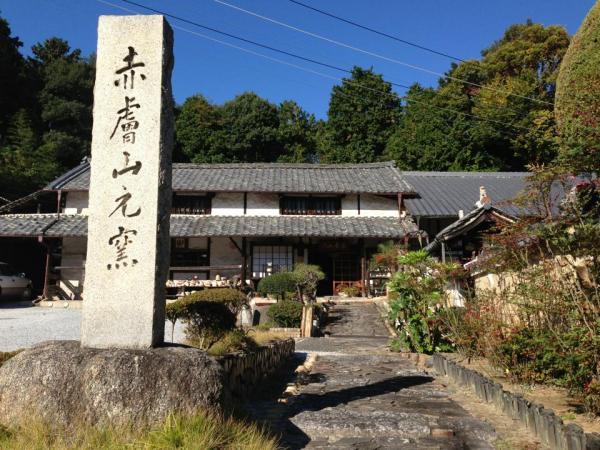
[0,162,533,300]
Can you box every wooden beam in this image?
[229,237,243,255]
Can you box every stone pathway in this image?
[248,303,497,449]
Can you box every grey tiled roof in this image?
[402,172,529,218]
[46,162,414,194]
[0,214,57,237]
[0,214,418,239]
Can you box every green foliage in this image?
[555,1,600,172]
[318,66,401,163]
[186,288,248,315]
[291,263,325,302]
[267,301,303,328]
[276,100,317,163]
[387,251,456,354]
[0,26,94,199]
[387,21,568,171]
[169,293,237,349]
[340,285,361,297]
[208,329,258,356]
[257,272,296,300]
[220,92,280,162]
[175,95,227,163]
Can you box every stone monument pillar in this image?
[82,15,174,348]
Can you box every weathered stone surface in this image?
[248,303,496,449]
[82,15,174,348]
[0,341,223,425]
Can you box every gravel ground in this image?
[0,303,185,352]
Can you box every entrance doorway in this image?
[308,250,333,296]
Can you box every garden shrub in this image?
[267,301,303,328]
[169,296,236,349]
[387,250,456,354]
[292,263,325,302]
[257,272,296,300]
[186,288,248,315]
[208,329,258,356]
[166,300,188,342]
[340,285,360,297]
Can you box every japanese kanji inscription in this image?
[82,15,174,349]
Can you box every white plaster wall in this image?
[64,191,89,215]
[210,237,243,279]
[359,194,399,217]
[342,194,359,216]
[58,237,87,300]
[246,193,279,216]
[211,193,244,216]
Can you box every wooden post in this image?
[241,237,247,284]
[441,242,446,263]
[41,240,51,299]
[360,239,367,297]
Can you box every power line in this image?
[288,0,465,62]
[113,0,410,86]
[98,0,537,140]
[211,0,555,107]
[108,0,540,125]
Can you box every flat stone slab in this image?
[0,340,223,426]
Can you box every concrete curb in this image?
[432,354,600,450]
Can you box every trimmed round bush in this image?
[257,272,296,300]
[169,295,236,349]
[186,288,248,315]
[267,301,303,328]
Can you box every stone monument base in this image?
[0,341,225,426]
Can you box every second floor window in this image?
[172,194,211,215]
[280,196,341,215]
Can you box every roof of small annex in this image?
[0,214,420,239]
[424,204,516,252]
[45,161,415,195]
[401,171,530,217]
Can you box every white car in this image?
[0,262,33,300]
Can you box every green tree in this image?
[221,92,280,162]
[31,38,94,170]
[384,84,493,170]
[175,95,227,163]
[0,15,28,142]
[276,100,317,162]
[555,1,600,172]
[318,67,401,163]
[0,109,57,197]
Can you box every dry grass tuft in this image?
[0,411,278,450]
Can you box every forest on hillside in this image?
[0,14,577,199]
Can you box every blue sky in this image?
[1,0,595,119]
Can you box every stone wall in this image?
[218,338,295,399]
[432,354,600,450]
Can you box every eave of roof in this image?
[0,214,419,239]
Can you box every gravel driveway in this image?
[0,303,185,352]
